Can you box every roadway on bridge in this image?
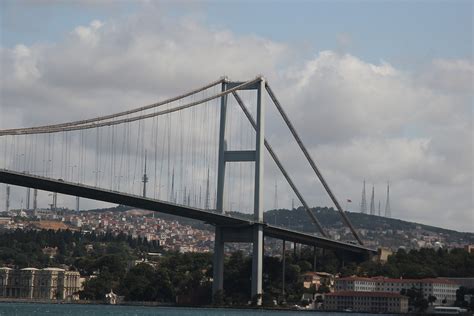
[0,169,376,255]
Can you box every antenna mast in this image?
[142,150,148,197]
[385,182,391,218]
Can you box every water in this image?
[0,303,386,316]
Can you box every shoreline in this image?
[0,300,408,314]
[0,299,319,312]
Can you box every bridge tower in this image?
[213,76,266,305]
[0,75,372,303]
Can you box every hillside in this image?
[84,205,474,250]
[262,207,474,249]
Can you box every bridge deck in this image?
[0,169,376,255]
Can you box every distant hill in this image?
[264,207,472,236]
[262,207,474,249]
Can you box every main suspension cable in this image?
[265,83,364,245]
[1,78,226,135]
[0,78,261,136]
[232,91,328,237]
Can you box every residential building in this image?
[299,272,335,291]
[376,247,392,263]
[465,245,474,254]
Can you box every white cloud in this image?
[72,19,104,46]
[418,58,474,94]
[0,6,472,232]
[12,44,41,81]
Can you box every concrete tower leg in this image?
[251,78,265,305]
[216,80,228,213]
[212,80,228,300]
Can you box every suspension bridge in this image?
[0,75,376,304]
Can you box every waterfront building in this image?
[335,276,459,305]
[445,277,474,289]
[335,276,377,292]
[324,291,408,313]
[0,267,81,300]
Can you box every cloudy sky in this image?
[0,0,472,232]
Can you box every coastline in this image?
[0,300,406,315]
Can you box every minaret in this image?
[75,196,80,212]
[52,192,57,210]
[385,182,391,218]
[369,185,375,215]
[378,200,381,216]
[142,150,148,198]
[26,188,31,209]
[33,189,38,210]
[360,180,367,214]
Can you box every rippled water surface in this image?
[0,303,392,316]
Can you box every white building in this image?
[0,267,81,300]
[325,291,409,313]
[335,277,459,305]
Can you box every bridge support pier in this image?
[212,226,224,296]
[211,224,264,303]
[282,240,286,301]
[251,224,263,304]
